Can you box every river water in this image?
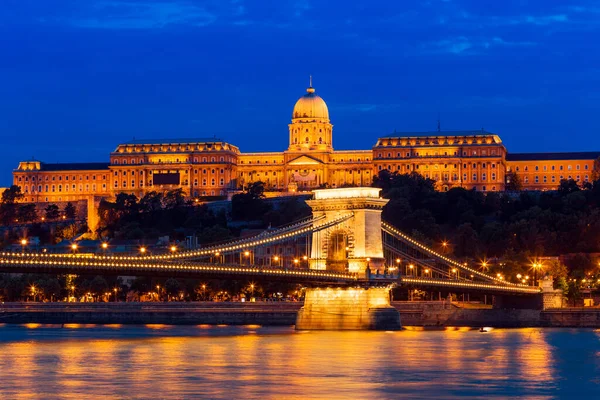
[0,324,599,399]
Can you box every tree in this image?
[44,204,60,220]
[164,278,182,300]
[1,185,24,204]
[505,171,522,191]
[17,203,38,222]
[558,179,580,195]
[231,182,270,221]
[0,185,24,224]
[90,276,109,299]
[592,156,600,182]
[64,202,76,219]
[163,189,187,209]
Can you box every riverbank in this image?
[2,301,600,327]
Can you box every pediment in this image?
[287,155,324,165]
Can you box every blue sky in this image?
[1,0,599,186]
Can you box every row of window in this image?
[18,174,106,182]
[21,183,107,193]
[377,149,499,158]
[118,144,230,153]
[525,175,589,184]
[378,138,496,146]
[514,164,589,172]
[112,168,226,177]
[113,156,230,165]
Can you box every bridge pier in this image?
[296,287,401,330]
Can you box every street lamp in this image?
[113,287,118,302]
[101,242,108,252]
[170,245,177,253]
[424,268,430,277]
[20,238,28,253]
[71,285,75,300]
[452,268,458,279]
[249,283,255,299]
[408,264,414,276]
[273,255,280,267]
[140,246,147,254]
[156,285,160,301]
[71,243,78,253]
[30,285,36,302]
[532,262,542,286]
[201,284,207,301]
[214,251,220,264]
[293,258,300,268]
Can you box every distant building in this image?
[10,81,600,229]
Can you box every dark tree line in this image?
[97,189,230,243]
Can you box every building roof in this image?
[380,130,496,138]
[506,152,600,161]
[40,162,110,171]
[292,85,329,121]
[122,138,223,145]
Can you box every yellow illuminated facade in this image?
[11,82,600,207]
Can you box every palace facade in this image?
[11,82,600,208]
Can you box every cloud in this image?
[294,0,311,17]
[67,1,217,29]
[518,14,569,25]
[434,37,473,54]
[425,35,536,55]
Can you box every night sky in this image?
[1,0,599,186]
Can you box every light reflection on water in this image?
[0,325,599,399]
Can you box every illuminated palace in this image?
[12,82,600,207]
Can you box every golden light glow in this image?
[140,247,147,254]
[20,239,27,246]
[71,243,78,250]
[170,246,177,252]
[101,242,108,249]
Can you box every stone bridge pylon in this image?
[306,187,389,276]
[297,187,400,330]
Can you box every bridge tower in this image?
[306,187,389,276]
[297,187,400,330]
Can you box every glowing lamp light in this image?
[140,247,147,254]
[170,245,177,252]
[71,243,78,250]
[20,239,28,246]
[101,243,108,249]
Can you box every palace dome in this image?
[292,85,329,121]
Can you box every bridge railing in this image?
[400,277,540,294]
[382,221,533,290]
[0,256,360,283]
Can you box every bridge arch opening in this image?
[327,229,349,272]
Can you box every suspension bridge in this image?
[0,187,541,329]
